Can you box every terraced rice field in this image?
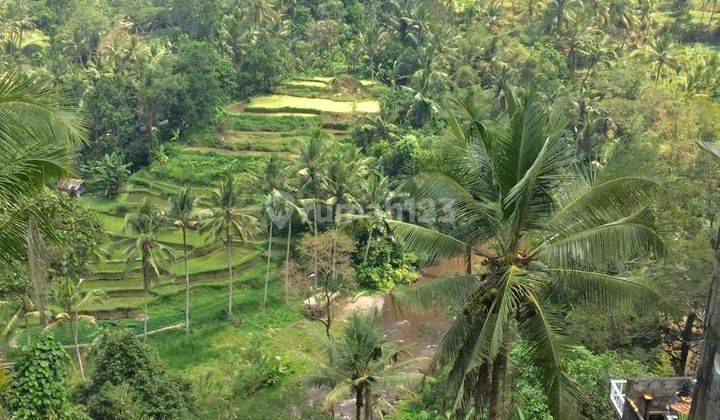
[80,75,381,325]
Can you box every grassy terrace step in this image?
[182,146,297,159]
[96,213,208,248]
[221,131,304,152]
[88,246,260,280]
[244,94,380,114]
[284,80,327,88]
[80,262,267,313]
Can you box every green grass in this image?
[145,147,268,187]
[225,108,321,132]
[222,131,305,152]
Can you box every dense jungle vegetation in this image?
[1,0,720,418]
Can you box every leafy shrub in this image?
[4,334,71,419]
[86,383,147,420]
[148,147,266,186]
[510,343,652,419]
[83,152,131,200]
[86,330,196,419]
[381,87,415,125]
[355,239,420,290]
[232,336,293,396]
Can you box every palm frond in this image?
[389,275,485,315]
[545,268,665,310]
[538,206,665,268]
[517,292,581,420]
[388,219,468,259]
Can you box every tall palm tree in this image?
[357,173,399,263]
[294,129,329,279]
[580,34,616,87]
[389,92,664,419]
[641,32,678,85]
[542,0,582,35]
[168,187,199,335]
[306,309,427,419]
[324,146,369,225]
[120,199,175,340]
[46,278,104,379]
[0,73,85,263]
[202,176,257,320]
[264,189,303,306]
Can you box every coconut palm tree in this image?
[356,173,400,263]
[264,189,304,306]
[46,278,104,379]
[293,129,329,278]
[324,146,369,225]
[580,34,616,87]
[202,176,257,320]
[306,309,427,419]
[168,187,199,335]
[120,199,175,340]
[0,73,85,264]
[389,91,664,419]
[637,32,678,85]
[542,0,582,35]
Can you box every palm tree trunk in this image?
[226,222,233,320]
[264,222,274,310]
[356,388,363,420]
[488,353,508,420]
[285,217,292,305]
[364,230,373,262]
[183,227,190,335]
[581,61,595,87]
[466,246,472,275]
[324,271,333,337]
[143,292,148,341]
[71,320,85,380]
[314,208,319,287]
[365,390,373,420]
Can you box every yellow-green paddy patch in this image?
[245,94,380,114]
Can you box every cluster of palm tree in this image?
[388,90,665,418]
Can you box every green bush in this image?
[4,334,71,419]
[86,330,196,419]
[510,344,652,420]
[232,336,293,396]
[355,239,420,290]
[148,148,266,187]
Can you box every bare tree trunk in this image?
[285,217,292,305]
[264,222,274,310]
[488,354,508,420]
[677,311,696,375]
[226,222,233,320]
[183,227,190,335]
[691,227,720,419]
[364,230,373,262]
